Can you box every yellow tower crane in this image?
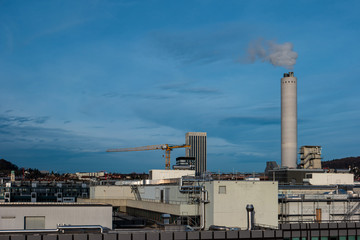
[106,144,190,170]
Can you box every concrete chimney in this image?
[281,72,297,168]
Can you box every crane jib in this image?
[106,144,190,170]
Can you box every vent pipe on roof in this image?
[246,204,255,230]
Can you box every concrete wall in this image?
[78,198,128,212]
[0,204,112,230]
[149,170,195,180]
[88,184,199,217]
[90,184,191,204]
[204,181,278,229]
[304,173,354,185]
[79,197,198,217]
[138,185,190,204]
[127,200,199,216]
[90,186,134,200]
[278,186,338,195]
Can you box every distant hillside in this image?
[322,156,360,169]
[0,159,19,171]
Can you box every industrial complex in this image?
[1,72,360,240]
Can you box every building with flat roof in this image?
[303,172,354,185]
[83,178,278,230]
[0,181,89,203]
[267,168,325,185]
[185,132,207,176]
[299,146,322,169]
[0,202,112,230]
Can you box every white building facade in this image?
[0,203,112,230]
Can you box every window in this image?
[24,216,45,230]
[218,186,226,194]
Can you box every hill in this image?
[0,159,18,171]
[322,156,360,169]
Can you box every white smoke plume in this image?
[247,39,298,69]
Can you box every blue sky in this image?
[0,0,359,173]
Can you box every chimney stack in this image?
[281,72,297,168]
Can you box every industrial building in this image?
[185,132,207,176]
[83,170,360,228]
[80,172,279,230]
[173,157,196,170]
[299,146,322,169]
[0,181,89,203]
[303,172,354,185]
[0,202,112,230]
[267,167,325,185]
[203,180,277,229]
[278,193,360,224]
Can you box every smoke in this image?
[247,39,298,69]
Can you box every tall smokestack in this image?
[281,72,297,168]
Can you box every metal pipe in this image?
[209,225,228,231]
[209,225,240,231]
[190,187,207,230]
[0,229,59,233]
[201,188,206,229]
[0,225,106,234]
[246,204,254,230]
[57,225,104,233]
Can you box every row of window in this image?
[0,188,88,193]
